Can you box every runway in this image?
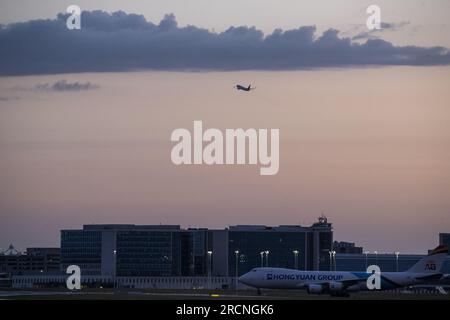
[0,289,449,300]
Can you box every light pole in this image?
[260,251,265,267]
[395,251,400,272]
[207,251,212,287]
[265,251,270,267]
[328,251,333,271]
[235,250,239,291]
[332,251,336,271]
[364,251,369,269]
[292,250,299,270]
[113,249,117,288]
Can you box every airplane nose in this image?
[238,273,250,285]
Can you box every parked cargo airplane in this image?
[238,245,448,297]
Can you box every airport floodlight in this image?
[207,251,213,281]
[293,250,299,269]
[234,250,240,290]
[364,251,370,269]
[328,251,336,271]
[395,251,400,272]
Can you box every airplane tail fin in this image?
[407,245,448,273]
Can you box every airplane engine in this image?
[329,281,344,291]
[346,284,361,292]
[307,284,324,294]
[328,281,351,297]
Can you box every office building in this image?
[333,241,363,254]
[439,233,450,272]
[334,253,424,272]
[61,224,212,277]
[209,216,333,276]
[0,246,60,275]
[440,233,450,249]
[60,217,333,278]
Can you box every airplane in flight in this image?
[238,245,448,297]
[235,84,255,91]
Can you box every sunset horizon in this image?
[1,2,450,306]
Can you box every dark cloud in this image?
[34,80,99,92]
[380,21,410,30]
[0,11,449,75]
[0,95,20,101]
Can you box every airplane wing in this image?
[436,274,450,285]
[414,273,443,281]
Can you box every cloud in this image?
[352,21,410,41]
[0,96,18,101]
[34,80,99,92]
[380,21,410,31]
[0,11,449,75]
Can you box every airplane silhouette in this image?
[236,84,255,91]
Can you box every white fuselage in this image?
[238,267,435,291]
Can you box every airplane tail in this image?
[407,245,448,274]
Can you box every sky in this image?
[0,1,449,253]
[1,68,449,254]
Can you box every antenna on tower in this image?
[318,214,327,224]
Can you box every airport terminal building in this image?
[4,222,449,290]
[223,218,333,276]
[60,217,333,278]
[61,224,206,277]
